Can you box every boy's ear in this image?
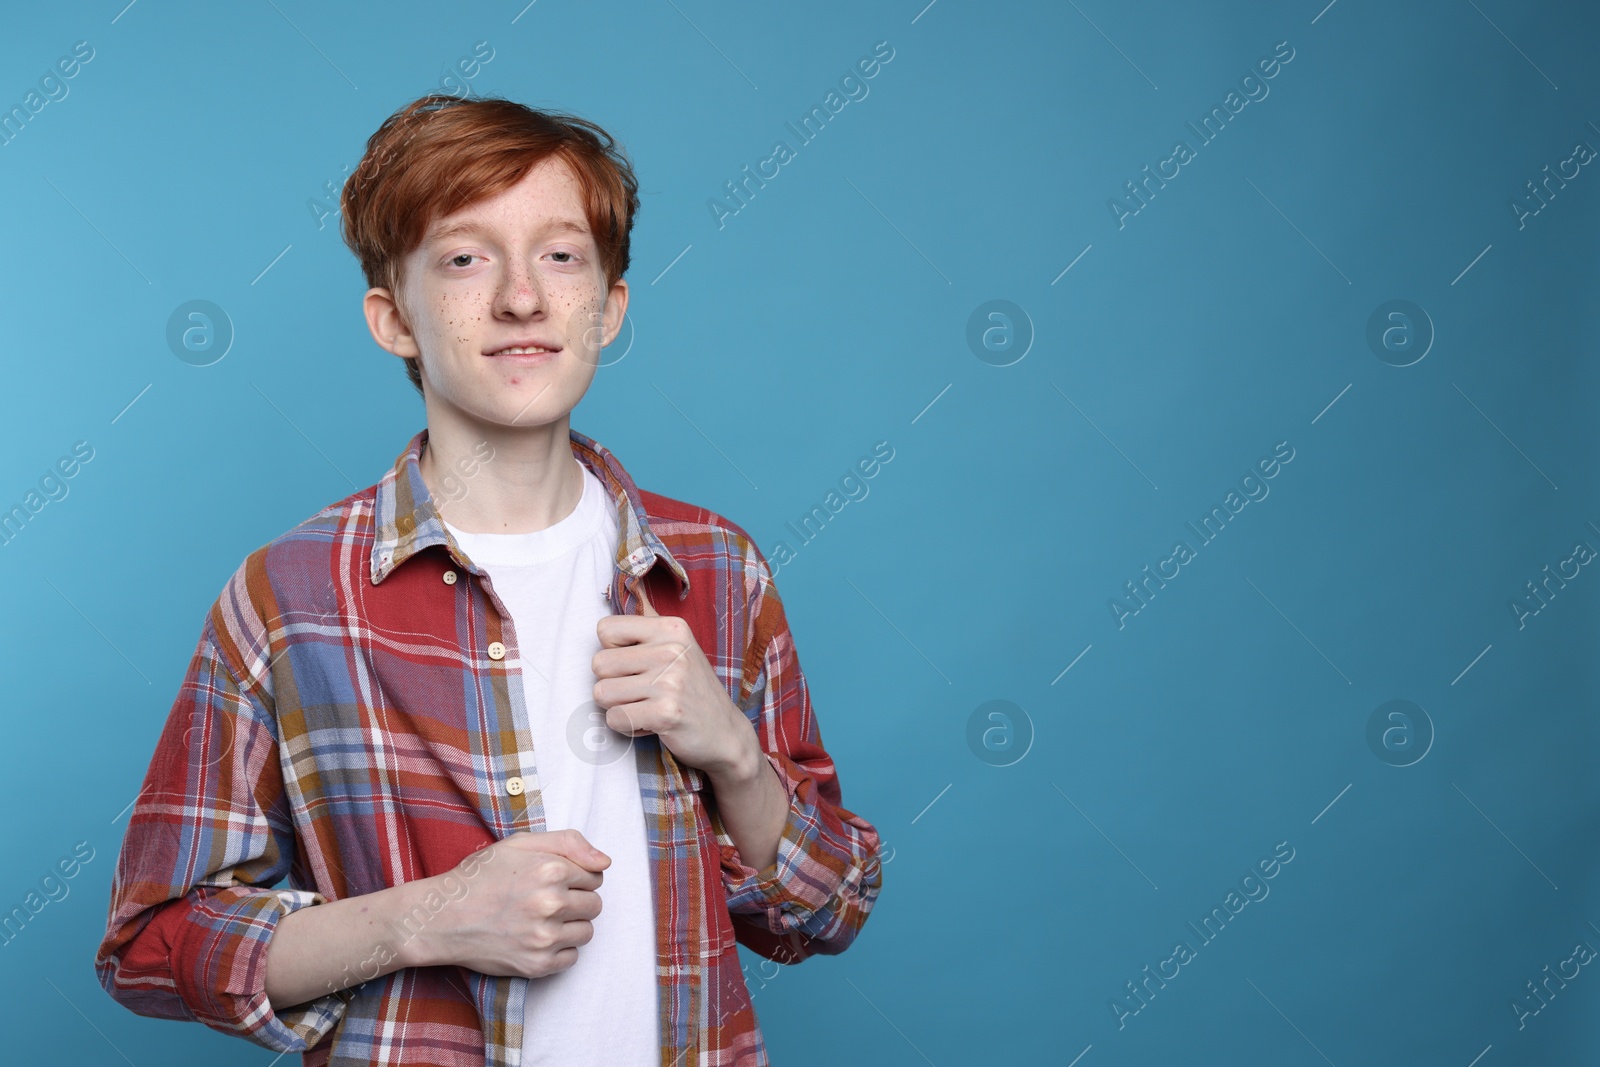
[601,277,629,347]
[364,286,422,359]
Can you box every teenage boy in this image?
[95,93,883,1067]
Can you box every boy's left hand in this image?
[592,585,757,780]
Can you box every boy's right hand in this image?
[410,827,611,978]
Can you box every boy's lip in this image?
[484,340,562,356]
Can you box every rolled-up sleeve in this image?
[710,547,884,962]
[93,609,349,1052]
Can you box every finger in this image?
[593,674,656,714]
[554,918,597,950]
[636,583,659,617]
[559,861,605,892]
[603,700,657,738]
[596,614,671,649]
[516,827,611,871]
[591,643,664,678]
[559,888,604,923]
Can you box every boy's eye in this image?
[448,252,577,267]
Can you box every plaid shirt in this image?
[94,427,884,1066]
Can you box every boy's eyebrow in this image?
[425,216,592,244]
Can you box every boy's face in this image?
[364,154,628,430]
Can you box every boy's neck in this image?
[419,408,586,535]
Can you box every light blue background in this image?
[1,1,1596,1063]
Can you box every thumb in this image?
[531,828,611,871]
[636,582,659,617]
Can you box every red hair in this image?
[339,93,641,395]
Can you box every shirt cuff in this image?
[175,886,352,1053]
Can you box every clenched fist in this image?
[415,827,612,979]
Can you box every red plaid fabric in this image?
[94,427,884,1066]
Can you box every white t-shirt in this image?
[443,458,659,1066]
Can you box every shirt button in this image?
[506,775,524,796]
[442,570,458,585]
[487,641,506,660]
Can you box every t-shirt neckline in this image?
[442,460,610,566]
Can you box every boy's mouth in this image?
[485,340,561,357]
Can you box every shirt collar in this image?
[369,427,690,596]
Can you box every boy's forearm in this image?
[264,874,443,1010]
[707,747,789,876]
